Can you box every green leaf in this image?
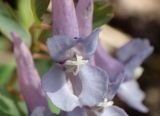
[93,3,113,28]
[0,2,31,46]
[31,0,50,19]
[0,93,20,116]
[0,88,28,116]
[17,0,36,29]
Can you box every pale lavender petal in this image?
[118,80,149,113]
[123,41,153,80]
[82,29,101,58]
[61,107,87,116]
[78,64,108,106]
[46,84,79,111]
[52,0,79,37]
[31,107,54,116]
[116,39,145,62]
[12,32,47,113]
[101,106,128,116]
[115,39,153,80]
[107,73,125,100]
[42,65,66,92]
[76,0,93,37]
[42,65,79,111]
[47,35,80,62]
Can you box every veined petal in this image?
[42,65,79,111]
[47,83,79,111]
[61,107,87,116]
[107,73,125,100]
[101,106,128,116]
[118,80,149,113]
[31,107,54,116]
[42,65,66,92]
[47,35,80,62]
[78,64,108,106]
[81,29,101,58]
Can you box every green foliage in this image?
[93,2,113,28]
[31,0,50,20]
[0,1,31,46]
[0,94,19,116]
[0,88,28,116]
[17,0,35,30]
[0,63,15,86]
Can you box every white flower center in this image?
[65,55,88,75]
[98,98,114,108]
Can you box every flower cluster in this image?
[11,0,154,116]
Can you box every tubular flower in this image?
[12,32,53,115]
[115,39,154,112]
[95,38,153,112]
[42,29,109,111]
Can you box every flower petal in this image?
[47,35,80,62]
[95,44,124,78]
[81,29,101,58]
[42,65,66,92]
[116,39,153,80]
[116,39,145,62]
[107,73,125,100]
[12,32,47,112]
[118,80,149,113]
[42,65,79,111]
[31,107,54,116]
[60,107,87,116]
[102,106,128,116]
[76,0,93,37]
[78,64,108,106]
[52,0,79,37]
[123,42,153,80]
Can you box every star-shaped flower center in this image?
[64,55,88,75]
[98,98,114,108]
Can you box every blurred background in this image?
[0,0,160,116]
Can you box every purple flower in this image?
[95,38,153,112]
[12,33,49,114]
[60,104,128,116]
[42,29,109,111]
[115,39,153,112]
